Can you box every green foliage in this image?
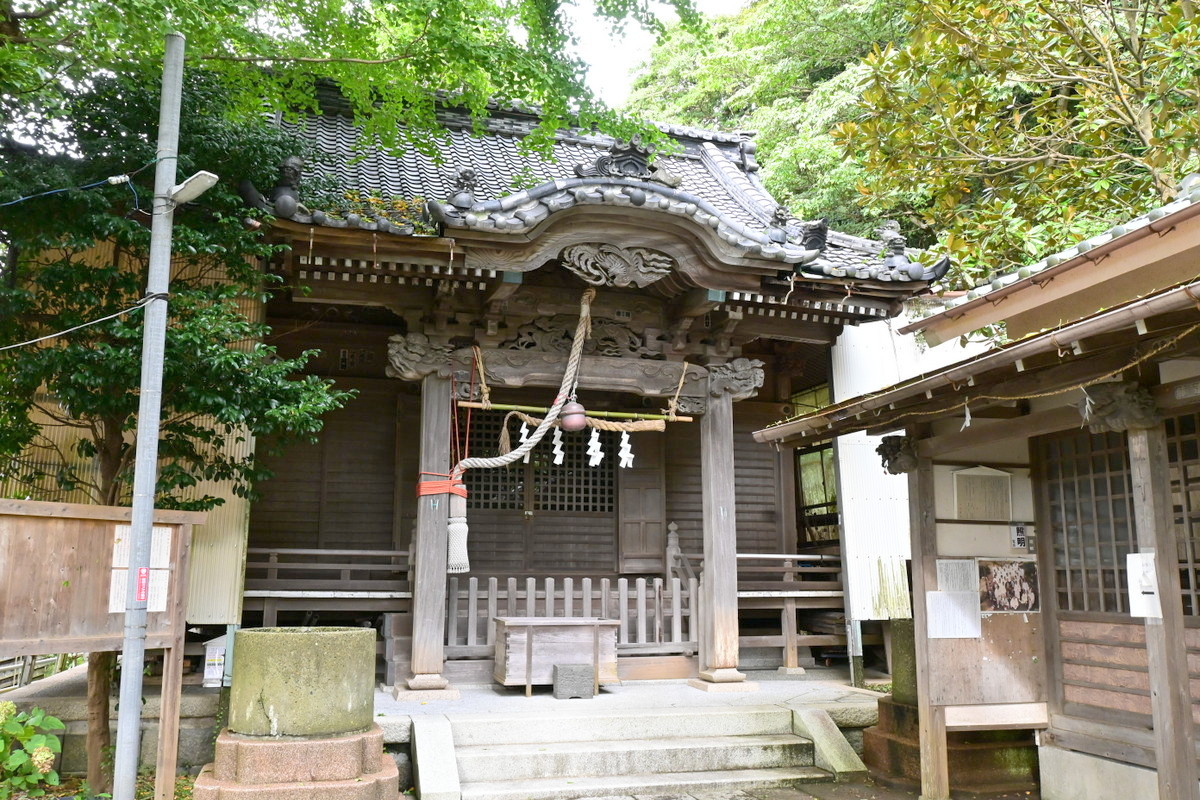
[626,0,909,237]
[1,0,699,159]
[836,0,1200,288]
[0,70,354,509]
[0,703,65,799]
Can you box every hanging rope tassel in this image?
[446,491,470,574]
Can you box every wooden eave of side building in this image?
[902,194,1200,346]
[754,275,1200,452]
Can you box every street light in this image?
[111,33,219,800]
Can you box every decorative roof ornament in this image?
[1078,382,1161,433]
[875,219,925,279]
[450,168,478,210]
[560,243,673,288]
[876,435,918,474]
[574,137,683,188]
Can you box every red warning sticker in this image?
[136,567,150,601]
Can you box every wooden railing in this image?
[242,548,411,626]
[443,575,699,659]
[0,654,73,693]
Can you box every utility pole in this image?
[111,32,217,800]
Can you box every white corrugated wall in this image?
[831,314,979,620]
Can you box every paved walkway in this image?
[376,668,883,724]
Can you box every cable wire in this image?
[0,293,168,353]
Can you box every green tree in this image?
[625,0,909,236]
[1,0,697,155]
[0,70,353,794]
[836,0,1200,287]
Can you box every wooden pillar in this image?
[408,374,452,690]
[698,391,744,682]
[1129,424,1200,800]
[906,439,950,800]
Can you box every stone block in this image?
[790,707,867,781]
[212,727,384,784]
[553,664,595,700]
[411,715,460,800]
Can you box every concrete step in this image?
[459,765,832,800]
[449,705,794,746]
[457,733,814,782]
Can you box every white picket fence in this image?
[444,575,699,659]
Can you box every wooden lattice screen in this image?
[461,410,616,514]
[1038,428,1137,614]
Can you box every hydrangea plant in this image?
[1,702,65,799]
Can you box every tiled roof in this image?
[934,177,1200,312]
[247,100,948,283]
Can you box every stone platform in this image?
[193,724,398,800]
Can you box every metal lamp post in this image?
[110,31,218,800]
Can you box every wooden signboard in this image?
[0,499,204,800]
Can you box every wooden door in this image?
[618,432,666,572]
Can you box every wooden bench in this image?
[242,548,411,626]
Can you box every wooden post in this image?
[906,438,950,800]
[697,391,745,683]
[1128,424,1200,800]
[407,374,452,690]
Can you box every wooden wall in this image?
[250,379,402,551]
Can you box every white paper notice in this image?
[112,525,172,568]
[936,559,978,592]
[926,591,983,638]
[109,524,173,613]
[1127,552,1162,618]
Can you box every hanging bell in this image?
[560,400,588,431]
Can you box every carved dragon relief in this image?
[385,333,456,381]
[559,243,674,289]
[707,357,765,401]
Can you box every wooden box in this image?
[493,617,619,686]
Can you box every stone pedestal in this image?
[862,695,1038,796]
[194,628,397,800]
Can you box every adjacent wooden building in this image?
[756,183,1200,798]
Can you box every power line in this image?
[0,293,167,353]
[0,159,157,209]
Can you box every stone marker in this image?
[553,664,596,699]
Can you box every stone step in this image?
[457,733,814,782]
[449,705,794,746]
[459,765,832,800]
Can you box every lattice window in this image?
[1166,412,1200,615]
[460,411,616,513]
[1038,428,1136,613]
[461,411,524,511]
[533,428,616,513]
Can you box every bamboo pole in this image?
[456,401,692,422]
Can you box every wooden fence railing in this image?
[444,575,699,659]
[242,548,411,626]
[0,654,73,693]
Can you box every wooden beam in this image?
[907,436,950,800]
[917,406,1082,458]
[485,270,523,305]
[697,391,745,683]
[407,375,452,690]
[1128,424,1200,800]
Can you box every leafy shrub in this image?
[0,701,65,799]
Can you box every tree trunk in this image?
[85,419,125,794]
[86,651,114,795]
